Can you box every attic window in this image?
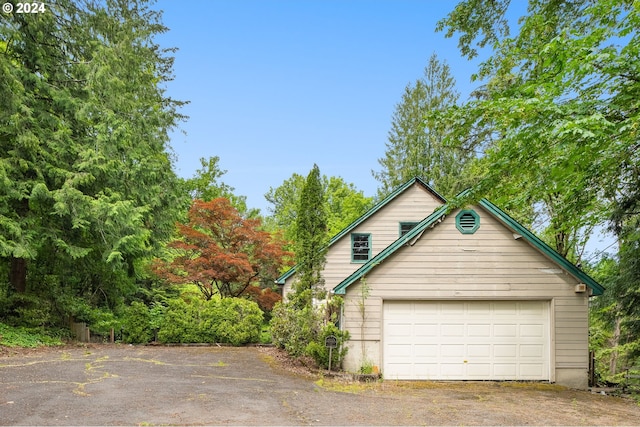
[456,210,480,234]
[351,233,371,262]
[399,222,419,236]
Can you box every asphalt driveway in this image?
[1,345,639,425]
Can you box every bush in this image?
[305,323,349,369]
[207,298,264,345]
[122,301,153,344]
[157,297,263,345]
[270,301,321,357]
[0,322,63,347]
[270,298,349,369]
[157,298,203,343]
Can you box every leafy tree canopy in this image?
[153,198,291,300]
[264,172,373,245]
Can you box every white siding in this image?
[282,182,443,297]
[341,205,589,388]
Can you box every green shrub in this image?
[209,298,263,345]
[157,297,263,345]
[270,298,350,369]
[305,323,349,369]
[0,293,54,328]
[122,301,153,343]
[0,322,63,347]
[270,301,321,357]
[157,298,200,343]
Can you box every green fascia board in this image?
[327,177,446,247]
[478,199,605,296]
[333,198,605,296]
[333,204,448,294]
[275,177,446,285]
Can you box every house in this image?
[277,177,604,389]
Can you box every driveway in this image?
[0,345,639,425]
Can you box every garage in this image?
[383,300,550,381]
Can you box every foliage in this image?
[270,296,349,368]
[184,156,257,217]
[373,53,473,198]
[0,0,188,327]
[291,165,328,309]
[122,301,154,344]
[270,301,321,357]
[305,323,350,370]
[437,0,640,380]
[242,285,282,321]
[0,322,63,348]
[156,296,263,345]
[264,173,373,245]
[153,198,291,300]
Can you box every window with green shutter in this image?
[456,210,480,234]
[351,233,371,262]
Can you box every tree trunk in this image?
[9,257,27,293]
[609,315,622,375]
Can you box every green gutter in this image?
[333,204,448,294]
[333,199,604,296]
[478,199,605,296]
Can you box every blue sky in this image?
[154,0,505,214]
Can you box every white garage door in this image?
[383,301,550,380]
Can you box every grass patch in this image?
[0,322,63,348]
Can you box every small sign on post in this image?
[325,335,338,372]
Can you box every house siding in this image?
[340,205,590,389]
[281,182,444,298]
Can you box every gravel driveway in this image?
[0,345,639,425]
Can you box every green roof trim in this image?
[275,177,446,285]
[333,198,605,296]
[333,205,448,294]
[478,199,605,296]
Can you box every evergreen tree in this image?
[373,54,470,198]
[0,0,186,325]
[291,164,327,309]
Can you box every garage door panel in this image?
[467,363,492,377]
[415,344,438,357]
[415,323,438,337]
[468,324,491,337]
[467,344,491,357]
[441,324,465,337]
[519,364,545,377]
[441,344,465,357]
[520,344,544,358]
[520,324,544,337]
[441,363,465,376]
[494,344,517,357]
[383,301,549,381]
[494,364,517,376]
[494,324,517,337]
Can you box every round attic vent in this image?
[456,209,480,234]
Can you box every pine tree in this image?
[373,54,470,198]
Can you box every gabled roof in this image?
[332,198,605,296]
[275,177,446,285]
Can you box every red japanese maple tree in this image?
[154,198,291,299]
